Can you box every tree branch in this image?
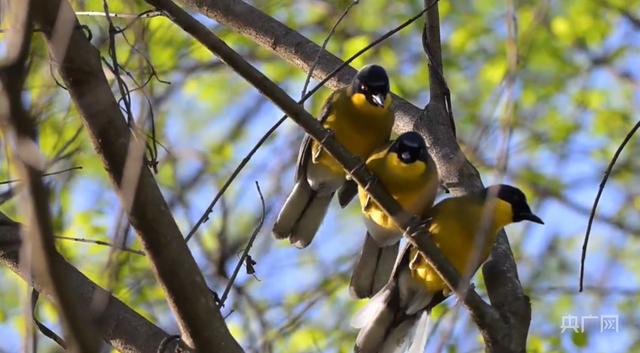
[0,214,193,353]
[421,1,530,352]
[31,0,243,351]
[423,0,445,101]
[147,0,506,338]
[0,2,100,351]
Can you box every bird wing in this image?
[294,90,338,181]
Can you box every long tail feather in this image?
[407,311,430,353]
[372,242,400,295]
[289,191,333,248]
[354,285,396,353]
[351,233,381,299]
[379,318,417,353]
[351,284,391,329]
[273,181,312,239]
[351,234,399,299]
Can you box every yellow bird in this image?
[350,131,439,299]
[353,184,543,353]
[273,65,394,248]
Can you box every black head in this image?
[390,131,427,164]
[352,64,390,107]
[485,184,544,224]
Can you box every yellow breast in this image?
[409,198,513,292]
[359,152,438,232]
[312,90,394,175]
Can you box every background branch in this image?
[0,2,100,351]
[0,214,193,353]
[31,0,243,351]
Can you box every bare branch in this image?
[0,216,194,353]
[0,166,82,185]
[0,2,100,351]
[580,118,640,291]
[300,0,359,99]
[54,235,145,256]
[75,11,164,19]
[31,0,243,351]
[218,181,265,308]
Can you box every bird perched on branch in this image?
[273,65,394,248]
[353,184,543,353]
[350,131,439,299]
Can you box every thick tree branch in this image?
[0,214,193,353]
[148,0,506,336]
[420,2,530,352]
[0,3,99,351]
[31,0,243,351]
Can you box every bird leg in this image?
[348,158,367,178]
[362,175,379,210]
[312,128,335,161]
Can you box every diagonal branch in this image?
[147,0,506,337]
[0,214,193,353]
[31,0,243,351]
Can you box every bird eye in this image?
[360,84,367,91]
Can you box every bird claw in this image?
[313,129,335,161]
[417,217,433,230]
[319,128,335,145]
[364,175,378,192]
[349,158,366,175]
[402,215,425,238]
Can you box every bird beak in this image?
[371,93,385,107]
[521,212,544,224]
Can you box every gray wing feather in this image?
[294,90,338,181]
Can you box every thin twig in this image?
[75,11,164,19]
[184,2,437,242]
[300,0,359,99]
[218,181,265,308]
[54,235,145,256]
[580,118,640,291]
[0,166,82,185]
[102,0,135,125]
[31,290,67,349]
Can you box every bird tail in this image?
[350,233,399,299]
[353,283,431,353]
[272,180,333,248]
